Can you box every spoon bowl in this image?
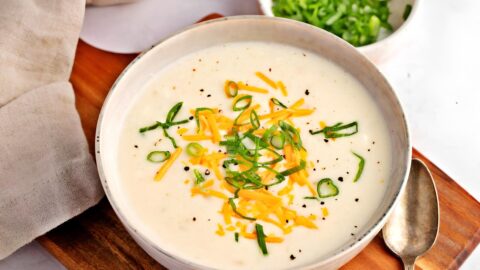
[383,158,440,269]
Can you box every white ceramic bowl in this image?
[258,0,420,64]
[96,16,411,270]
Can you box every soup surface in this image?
[117,42,391,269]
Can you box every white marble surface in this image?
[1,0,478,269]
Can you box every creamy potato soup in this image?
[118,42,391,269]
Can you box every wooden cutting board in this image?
[37,15,480,270]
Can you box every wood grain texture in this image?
[37,21,480,270]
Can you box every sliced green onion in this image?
[228,198,256,221]
[261,124,278,142]
[139,122,162,133]
[280,160,306,176]
[225,81,239,98]
[233,95,252,111]
[186,143,204,157]
[166,102,183,123]
[194,107,213,132]
[403,4,412,21]
[234,232,239,242]
[146,151,170,163]
[250,110,260,130]
[352,152,365,182]
[279,120,303,149]
[317,178,339,198]
[309,121,358,138]
[270,98,287,108]
[162,127,177,148]
[255,223,268,255]
[304,196,319,200]
[194,169,205,185]
[270,133,285,149]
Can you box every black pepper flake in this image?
[208,219,211,221]
[322,217,326,220]
[313,168,316,171]
[189,116,194,120]
[222,164,227,168]
[351,233,355,236]
[354,225,358,228]
[377,161,381,164]
[268,68,272,72]
[205,169,211,176]
[134,145,138,148]
[316,160,320,163]
[290,254,296,260]
[286,219,289,223]
[298,249,302,253]
[372,141,376,144]
[192,68,196,72]
[309,129,313,133]
[338,177,343,182]
[368,149,371,152]
[302,53,306,57]
[305,89,310,95]
[346,171,350,174]
[324,139,329,143]
[207,94,212,98]
[200,88,204,92]
[184,166,190,171]
[265,186,269,191]
[336,158,339,161]
[306,122,310,125]
[320,201,325,205]
[355,198,359,202]
[302,204,306,208]
[193,217,196,221]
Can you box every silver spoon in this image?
[383,158,440,270]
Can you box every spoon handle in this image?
[402,257,417,270]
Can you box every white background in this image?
[1,0,478,269]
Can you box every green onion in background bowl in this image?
[259,0,419,64]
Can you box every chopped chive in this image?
[233,95,252,111]
[270,133,285,149]
[303,196,319,200]
[270,98,287,108]
[280,160,306,176]
[234,232,239,242]
[194,108,213,132]
[139,122,162,133]
[403,4,412,21]
[194,169,205,185]
[352,152,365,182]
[166,102,183,123]
[224,81,239,98]
[255,223,268,255]
[317,178,339,198]
[250,110,260,130]
[279,120,303,149]
[162,127,177,148]
[228,198,256,221]
[309,121,358,138]
[186,142,204,157]
[146,151,170,163]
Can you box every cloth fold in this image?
[0,0,103,259]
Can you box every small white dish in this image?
[258,0,420,64]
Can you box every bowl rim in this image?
[95,15,412,270]
[257,0,421,52]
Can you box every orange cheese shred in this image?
[154,147,182,181]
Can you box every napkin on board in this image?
[0,0,105,259]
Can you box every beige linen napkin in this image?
[0,0,104,259]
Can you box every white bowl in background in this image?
[96,16,411,270]
[258,0,420,64]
